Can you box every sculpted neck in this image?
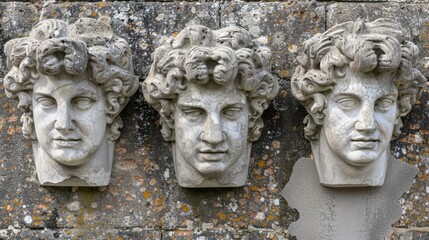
[311,131,388,187]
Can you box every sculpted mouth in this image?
[54,138,81,147]
[351,138,380,142]
[199,148,227,161]
[351,138,380,148]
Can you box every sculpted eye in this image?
[182,108,204,120]
[375,98,395,111]
[337,98,359,110]
[73,97,94,110]
[222,107,243,120]
[37,97,56,108]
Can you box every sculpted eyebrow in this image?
[177,100,206,108]
[74,88,96,96]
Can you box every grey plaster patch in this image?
[281,156,418,240]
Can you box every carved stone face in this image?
[319,67,398,176]
[32,71,107,166]
[174,80,249,184]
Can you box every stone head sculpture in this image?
[3,17,139,186]
[291,18,426,187]
[143,25,278,187]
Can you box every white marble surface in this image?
[3,17,139,186]
[143,25,279,187]
[291,18,426,187]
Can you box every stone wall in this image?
[0,0,428,239]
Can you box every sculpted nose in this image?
[200,114,226,145]
[54,104,74,130]
[355,103,377,132]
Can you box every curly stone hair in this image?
[291,18,427,141]
[3,17,139,141]
[143,25,279,142]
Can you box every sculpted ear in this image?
[105,93,124,124]
[291,66,330,126]
[395,94,413,124]
[307,93,327,125]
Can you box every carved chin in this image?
[341,150,380,167]
[50,150,91,167]
[194,161,228,177]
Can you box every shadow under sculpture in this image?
[143,25,279,188]
[3,17,139,186]
[281,18,426,239]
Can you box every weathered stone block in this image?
[220,1,325,79]
[0,228,161,240]
[1,1,428,238]
[41,2,220,78]
[0,2,39,76]
[162,229,290,240]
[389,229,429,240]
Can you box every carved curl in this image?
[291,18,427,141]
[143,25,279,142]
[3,17,139,140]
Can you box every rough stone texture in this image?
[389,229,429,240]
[220,1,326,79]
[0,1,428,239]
[0,228,161,239]
[40,2,221,78]
[0,2,39,77]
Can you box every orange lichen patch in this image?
[34,204,48,210]
[420,129,429,135]
[257,160,266,168]
[7,125,21,135]
[5,205,13,211]
[66,229,73,235]
[143,191,151,199]
[278,70,289,78]
[271,140,281,149]
[251,186,266,192]
[181,204,190,212]
[143,159,160,173]
[32,215,40,221]
[91,12,97,17]
[117,237,124,240]
[153,197,164,206]
[98,2,106,7]
[268,215,275,221]
[124,192,136,201]
[134,176,145,186]
[116,159,138,171]
[7,115,18,122]
[217,211,227,221]
[149,178,157,186]
[104,204,115,210]
[115,147,127,155]
[172,32,179,37]
[108,186,120,196]
[173,230,193,236]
